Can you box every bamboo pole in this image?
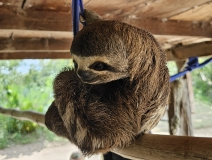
[0,106,45,126]
[113,134,212,160]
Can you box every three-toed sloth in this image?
[45,10,170,155]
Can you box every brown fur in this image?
[45,10,170,155]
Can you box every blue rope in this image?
[170,57,212,82]
[72,0,85,36]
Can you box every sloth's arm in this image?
[45,101,70,138]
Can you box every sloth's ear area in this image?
[81,9,103,25]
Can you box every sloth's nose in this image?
[77,70,92,81]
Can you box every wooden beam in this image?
[0,6,212,37]
[0,51,71,59]
[114,134,212,160]
[0,0,23,9]
[170,2,212,21]
[0,30,211,60]
[23,0,71,12]
[0,30,72,59]
[85,0,211,19]
[168,41,212,60]
[0,30,73,51]
[121,17,212,38]
[0,42,211,60]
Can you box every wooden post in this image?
[168,60,194,136]
[186,73,195,113]
[168,80,182,135]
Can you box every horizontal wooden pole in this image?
[171,41,212,60]
[0,51,71,59]
[0,42,211,60]
[0,29,73,39]
[0,106,45,127]
[113,134,212,160]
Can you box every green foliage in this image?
[0,59,73,148]
[167,61,177,75]
[191,58,212,103]
[167,58,212,104]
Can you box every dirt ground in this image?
[0,138,102,160]
[0,105,212,160]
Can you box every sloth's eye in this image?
[73,60,78,69]
[90,62,107,71]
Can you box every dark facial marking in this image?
[89,61,117,72]
[73,60,78,70]
[90,62,107,71]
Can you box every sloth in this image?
[45,10,170,155]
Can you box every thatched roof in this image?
[0,0,212,60]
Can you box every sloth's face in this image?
[72,54,128,84]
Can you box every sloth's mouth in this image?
[82,77,100,84]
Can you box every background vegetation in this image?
[0,60,73,148]
[0,58,211,149]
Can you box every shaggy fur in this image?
[45,10,170,155]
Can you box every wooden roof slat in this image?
[186,38,212,45]
[120,18,212,38]
[1,1,212,37]
[0,8,72,31]
[1,9,212,38]
[0,0,24,9]
[84,0,148,18]
[84,0,211,19]
[170,2,212,21]
[135,0,211,18]
[1,0,212,60]
[23,0,71,12]
[179,37,208,45]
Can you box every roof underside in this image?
[0,0,212,60]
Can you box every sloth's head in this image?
[71,10,129,84]
[70,10,165,85]
[71,26,129,84]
